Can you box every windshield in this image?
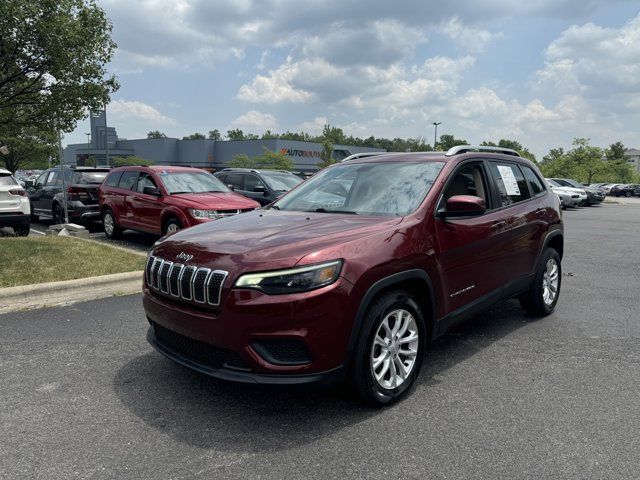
[546,179,562,187]
[260,172,303,191]
[158,171,230,194]
[274,161,444,216]
[564,179,583,188]
[75,171,109,184]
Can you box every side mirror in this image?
[143,186,161,196]
[227,184,235,192]
[439,195,486,218]
[25,180,34,188]
[253,185,266,193]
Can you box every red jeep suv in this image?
[143,147,563,405]
[98,166,259,237]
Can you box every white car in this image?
[0,168,30,236]
[545,179,585,208]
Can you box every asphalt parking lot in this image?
[1,203,639,479]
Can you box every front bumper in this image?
[146,326,345,386]
[0,212,30,228]
[142,276,355,379]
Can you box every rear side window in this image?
[488,162,531,206]
[104,172,122,187]
[118,171,139,190]
[521,166,545,196]
[0,173,18,186]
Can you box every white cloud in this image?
[436,17,502,52]
[108,99,175,124]
[297,116,329,134]
[227,110,277,132]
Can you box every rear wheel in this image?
[102,209,122,239]
[53,203,65,225]
[163,217,183,235]
[519,248,561,316]
[625,191,632,197]
[350,290,426,406]
[14,224,30,237]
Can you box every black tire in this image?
[350,290,426,407]
[519,247,562,316]
[14,224,30,237]
[625,191,632,197]
[30,208,39,222]
[163,217,183,235]
[53,203,65,225]
[102,209,122,239]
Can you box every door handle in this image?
[491,220,507,230]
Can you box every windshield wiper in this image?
[309,208,358,215]
[270,205,280,210]
[169,191,191,194]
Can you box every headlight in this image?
[234,260,342,294]
[189,209,219,220]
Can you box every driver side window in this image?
[443,164,488,204]
[136,172,157,193]
[35,172,48,187]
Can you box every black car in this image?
[549,178,604,205]
[611,184,640,197]
[214,168,303,206]
[28,166,111,224]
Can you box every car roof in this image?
[342,150,532,165]
[111,165,206,173]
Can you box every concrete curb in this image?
[0,270,144,315]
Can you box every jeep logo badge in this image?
[176,252,193,262]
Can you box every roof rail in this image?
[445,145,521,157]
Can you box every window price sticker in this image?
[497,165,520,196]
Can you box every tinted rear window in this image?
[521,166,545,196]
[0,174,17,186]
[74,171,109,184]
[488,162,531,206]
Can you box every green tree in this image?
[605,141,626,161]
[182,132,205,140]
[147,130,167,139]
[226,129,245,141]
[0,0,118,133]
[437,134,467,151]
[228,154,254,169]
[0,126,56,173]
[208,129,221,140]
[481,139,537,163]
[318,139,335,169]
[112,155,154,167]
[321,125,346,145]
[254,148,293,170]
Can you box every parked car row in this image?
[591,183,640,197]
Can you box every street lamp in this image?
[432,122,441,151]
[86,132,91,147]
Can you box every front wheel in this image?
[163,218,183,235]
[625,191,632,197]
[53,203,65,225]
[350,290,426,406]
[519,248,561,316]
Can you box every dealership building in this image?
[63,111,384,172]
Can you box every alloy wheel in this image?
[370,309,419,390]
[166,223,180,234]
[103,213,114,236]
[542,258,559,306]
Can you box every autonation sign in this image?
[280,148,322,158]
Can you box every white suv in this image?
[0,168,30,236]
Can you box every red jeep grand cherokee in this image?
[143,147,563,405]
[98,166,259,237]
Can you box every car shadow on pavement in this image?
[113,300,529,452]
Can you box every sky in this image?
[66,0,640,159]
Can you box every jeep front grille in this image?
[145,255,228,306]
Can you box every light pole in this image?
[104,108,110,166]
[57,127,69,224]
[86,132,90,147]
[432,122,441,150]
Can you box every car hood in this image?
[551,186,584,194]
[169,192,259,209]
[152,209,402,273]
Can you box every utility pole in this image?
[57,127,69,224]
[432,122,441,151]
[104,108,110,166]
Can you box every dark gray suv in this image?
[214,168,303,206]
